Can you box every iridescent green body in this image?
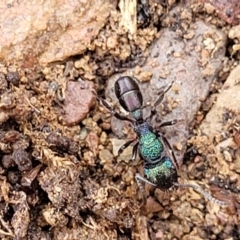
[144,156,177,189]
[138,124,163,160]
[136,122,177,190]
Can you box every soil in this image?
[0,0,240,240]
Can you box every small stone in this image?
[106,35,118,49]
[86,131,99,156]
[173,51,181,57]
[99,149,113,163]
[110,138,133,162]
[74,58,86,69]
[49,81,59,92]
[63,80,96,126]
[234,130,240,147]
[223,150,232,162]
[233,152,240,173]
[6,71,20,86]
[2,154,15,169]
[143,197,163,214]
[137,71,152,82]
[79,127,88,140]
[204,3,215,14]
[12,149,32,172]
[175,142,183,151]
[99,131,108,144]
[0,72,7,92]
[110,138,130,157]
[0,111,9,125]
[229,25,240,40]
[203,38,215,50]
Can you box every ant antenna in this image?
[174,182,229,206]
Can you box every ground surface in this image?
[0,1,240,240]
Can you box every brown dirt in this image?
[0,1,240,239]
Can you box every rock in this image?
[228,25,240,56]
[229,25,240,40]
[0,0,117,66]
[12,149,32,172]
[200,65,240,137]
[106,20,226,165]
[79,127,88,140]
[234,130,240,148]
[188,0,240,25]
[0,72,8,93]
[143,197,164,214]
[110,138,133,162]
[86,131,99,157]
[11,192,30,239]
[63,80,96,126]
[99,149,113,163]
[233,151,240,173]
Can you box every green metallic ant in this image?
[96,76,228,206]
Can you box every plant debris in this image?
[0,1,240,239]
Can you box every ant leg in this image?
[147,81,173,121]
[118,140,139,161]
[135,173,157,187]
[93,92,133,123]
[157,119,185,129]
[174,182,229,206]
[131,142,139,161]
[158,119,177,128]
[158,132,179,169]
[135,173,157,204]
[118,139,136,155]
